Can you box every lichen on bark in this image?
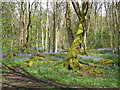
[63,22,85,71]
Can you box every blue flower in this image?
[77,55,102,60]
[90,48,111,51]
[17,53,33,56]
[40,52,66,54]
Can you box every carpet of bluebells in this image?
[1,48,120,87]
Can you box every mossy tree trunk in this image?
[64,0,89,71]
[66,1,74,48]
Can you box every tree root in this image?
[56,58,102,77]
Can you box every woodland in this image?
[1,0,120,89]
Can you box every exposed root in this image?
[56,58,102,77]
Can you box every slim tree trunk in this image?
[113,2,116,52]
[36,22,39,52]
[83,30,87,51]
[101,4,104,48]
[110,2,115,53]
[104,2,111,48]
[94,3,98,49]
[45,1,49,52]
[10,24,13,54]
[19,2,24,53]
[26,1,31,51]
[66,1,74,48]
[93,3,102,48]
[85,4,92,50]
[53,2,57,52]
[48,28,51,52]
[115,2,120,51]
[23,2,27,51]
[85,15,91,50]
[23,1,29,53]
[34,2,39,52]
[10,3,14,54]
[42,28,45,52]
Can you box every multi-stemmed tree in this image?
[63,0,89,71]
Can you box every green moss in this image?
[34,54,46,58]
[78,23,83,29]
[89,63,95,66]
[75,23,83,36]
[99,59,115,66]
[33,56,44,60]
[29,54,45,60]
[105,59,115,65]
[2,65,9,71]
[3,54,16,58]
[22,60,38,67]
[76,29,83,35]
[42,61,53,64]
[80,11,85,17]
[89,68,102,76]
[51,58,58,61]
[73,37,82,44]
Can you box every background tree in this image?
[65,1,74,48]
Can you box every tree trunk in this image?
[42,28,45,52]
[23,2,27,52]
[36,22,39,52]
[35,2,39,52]
[112,2,120,53]
[115,2,120,51]
[23,1,31,53]
[19,2,24,53]
[53,2,57,52]
[66,1,74,48]
[104,2,111,49]
[101,4,104,48]
[64,1,89,71]
[110,2,115,53]
[45,1,49,52]
[48,28,51,52]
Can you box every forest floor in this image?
[2,69,90,89]
[1,48,120,89]
[2,72,52,90]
